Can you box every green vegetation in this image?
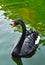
[0,0,45,44]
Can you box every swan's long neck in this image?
[16,21,26,52]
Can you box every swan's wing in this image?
[26,29,33,37]
[19,33,40,56]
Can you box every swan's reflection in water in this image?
[11,49,37,65]
[12,57,23,65]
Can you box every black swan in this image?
[11,19,40,57]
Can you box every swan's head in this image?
[11,19,23,27]
[11,22,16,28]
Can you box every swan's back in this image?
[11,30,40,57]
[19,32,39,57]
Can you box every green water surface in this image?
[0,0,45,65]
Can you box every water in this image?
[0,0,45,65]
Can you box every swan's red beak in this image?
[11,23,16,28]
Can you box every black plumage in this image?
[11,19,40,57]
